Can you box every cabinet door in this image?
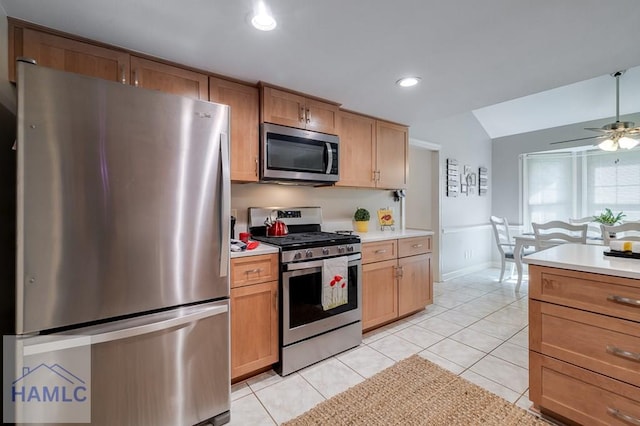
[20,28,129,83]
[231,280,278,380]
[376,120,408,189]
[210,77,259,182]
[305,98,339,134]
[362,259,398,331]
[398,254,432,316]
[337,111,376,188]
[261,86,306,128]
[130,56,208,99]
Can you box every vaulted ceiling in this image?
[2,0,640,142]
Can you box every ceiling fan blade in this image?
[549,135,604,145]
[584,127,614,133]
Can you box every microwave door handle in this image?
[325,142,333,174]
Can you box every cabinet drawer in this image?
[531,301,640,387]
[530,352,640,426]
[362,240,397,263]
[398,236,431,257]
[231,254,279,288]
[529,266,640,323]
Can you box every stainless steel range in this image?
[249,207,362,375]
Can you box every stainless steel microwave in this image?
[260,123,339,184]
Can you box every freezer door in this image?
[12,301,230,426]
[16,63,231,333]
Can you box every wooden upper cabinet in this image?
[337,111,376,188]
[12,27,129,83]
[337,111,408,189]
[130,56,208,100]
[376,120,408,189]
[210,77,260,182]
[261,85,339,134]
[304,98,339,134]
[261,86,306,128]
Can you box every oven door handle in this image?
[284,253,362,271]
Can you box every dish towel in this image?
[322,256,348,310]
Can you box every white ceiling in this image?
[2,0,640,142]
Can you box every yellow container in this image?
[355,220,369,233]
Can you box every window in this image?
[522,149,640,226]
[522,153,574,228]
[585,150,640,220]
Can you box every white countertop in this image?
[230,228,434,257]
[230,243,279,258]
[356,228,434,243]
[523,243,640,280]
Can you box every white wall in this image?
[492,112,640,225]
[406,145,433,229]
[419,112,493,279]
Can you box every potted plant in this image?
[593,208,625,225]
[354,207,370,233]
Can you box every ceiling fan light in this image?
[619,136,639,150]
[251,1,277,31]
[396,77,421,88]
[598,138,618,151]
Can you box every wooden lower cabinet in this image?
[362,259,398,330]
[398,253,432,316]
[230,254,279,381]
[230,280,278,380]
[529,265,640,425]
[362,236,432,332]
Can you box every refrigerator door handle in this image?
[23,304,228,355]
[220,131,230,277]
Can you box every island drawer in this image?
[362,240,397,264]
[530,301,640,388]
[529,266,640,323]
[398,236,431,257]
[530,352,640,426]
[231,254,279,288]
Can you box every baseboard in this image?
[441,261,495,281]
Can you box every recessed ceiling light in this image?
[396,77,421,88]
[251,1,277,31]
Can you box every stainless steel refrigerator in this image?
[10,61,231,425]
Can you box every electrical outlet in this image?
[231,209,237,218]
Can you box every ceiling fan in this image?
[550,70,640,151]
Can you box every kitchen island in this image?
[523,244,640,425]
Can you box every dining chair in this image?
[569,217,602,240]
[490,216,534,282]
[532,221,588,251]
[600,221,640,245]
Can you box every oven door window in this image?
[287,264,358,328]
[267,133,329,173]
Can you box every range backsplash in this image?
[231,183,399,233]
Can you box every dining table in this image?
[512,233,603,291]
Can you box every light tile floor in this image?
[228,268,549,425]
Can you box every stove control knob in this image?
[322,248,330,255]
[305,250,313,258]
[293,252,302,260]
[338,246,345,254]
[347,245,354,252]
